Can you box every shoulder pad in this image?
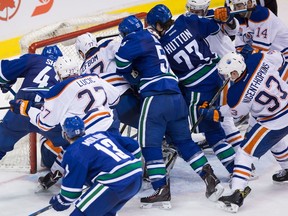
[250,5,269,23]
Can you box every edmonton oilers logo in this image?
[0,0,21,21]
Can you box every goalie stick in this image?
[191,79,229,133]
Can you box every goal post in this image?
[0,12,146,174]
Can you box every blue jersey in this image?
[60,131,142,202]
[159,14,221,92]
[115,29,180,98]
[0,54,59,99]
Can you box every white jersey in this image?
[235,6,288,61]
[206,29,236,58]
[220,50,288,130]
[80,39,130,95]
[28,74,120,134]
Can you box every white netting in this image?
[20,12,132,66]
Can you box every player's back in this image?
[116,30,180,97]
[80,39,130,95]
[62,131,142,190]
[1,53,58,89]
[227,52,288,129]
[159,14,218,74]
[41,74,120,133]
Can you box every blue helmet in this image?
[62,116,85,140]
[118,15,143,38]
[146,4,172,29]
[41,45,63,61]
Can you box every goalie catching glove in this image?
[198,101,223,122]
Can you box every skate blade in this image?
[34,184,48,194]
[208,184,224,202]
[217,201,239,213]
[140,201,171,209]
[273,180,288,185]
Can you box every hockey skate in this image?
[140,183,171,209]
[37,170,63,192]
[272,169,288,184]
[217,186,251,213]
[201,164,224,202]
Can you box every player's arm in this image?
[97,76,120,107]
[50,152,87,212]
[112,134,142,159]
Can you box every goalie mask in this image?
[217,52,246,82]
[75,32,97,59]
[54,56,80,81]
[62,116,85,140]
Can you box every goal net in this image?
[0,12,146,173]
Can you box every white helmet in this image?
[75,32,97,59]
[217,52,246,81]
[54,56,80,81]
[231,0,257,8]
[186,0,210,16]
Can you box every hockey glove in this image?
[0,80,16,94]
[49,194,71,211]
[198,107,222,122]
[199,101,209,109]
[214,7,232,23]
[38,170,63,190]
[9,99,32,117]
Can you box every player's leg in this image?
[138,95,172,209]
[218,123,288,212]
[166,93,224,201]
[115,89,141,129]
[72,177,142,216]
[270,135,288,183]
[0,112,30,159]
[189,91,235,174]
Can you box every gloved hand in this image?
[198,107,222,122]
[214,7,232,23]
[49,194,71,211]
[38,170,63,190]
[0,80,16,94]
[9,99,32,117]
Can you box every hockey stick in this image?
[205,9,248,18]
[0,106,10,110]
[96,33,119,42]
[28,205,52,216]
[191,79,229,133]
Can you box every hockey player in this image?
[9,56,121,189]
[115,15,224,208]
[146,4,236,174]
[0,46,69,163]
[75,32,140,129]
[198,51,288,212]
[185,0,244,150]
[49,115,142,215]
[231,0,288,61]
